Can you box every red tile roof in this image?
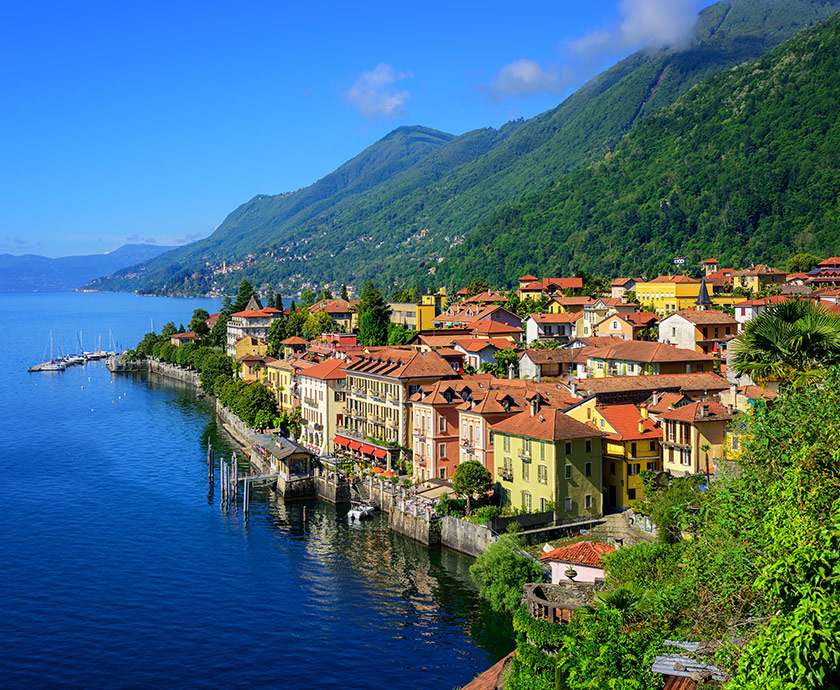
[491,407,603,442]
[611,277,637,287]
[299,357,347,381]
[587,340,713,363]
[171,331,200,340]
[659,400,732,423]
[281,336,309,345]
[625,311,659,326]
[309,298,355,315]
[521,277,584,291]
[343,347,455,379]
[574,372,729,397]
[471,319,523,335]
[231,309,281,318]
[540,540,615,567]
[529,312,580,324]
[702,258,719,264]
[736,295,790,308]
[597,404,662,441]
[819,257,840,266]
[519,273,538,282]
[650,275,699,284]
[665,309,736,325]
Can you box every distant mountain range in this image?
[88,0,840,296]
[0,244,176,292]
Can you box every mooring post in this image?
[243,478,249,515]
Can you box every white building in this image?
[733,296,788,333]
[225,296,283,355]
[524,313,578,344]
[539,541,615,584]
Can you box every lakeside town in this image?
[122,253,840,689]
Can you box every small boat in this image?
[348,503,375,521]
[29,332,66,372]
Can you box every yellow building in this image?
[658,400,732,477]
[265,358,303,412]
[567,399,661,510]
[389,289,447,332]
[234,335,268,361]
[492,393,604,520]
[634,276,708,316]
[732,265,786,294]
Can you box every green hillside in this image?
[439,12,840,285]
[91,0,840,295]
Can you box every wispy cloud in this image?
[490,59,569,97]
[347,64,411,118]
[490,0,697,99]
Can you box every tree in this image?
[387,322,416,346]
[340,284,350,301]
[481,348,520,377]
[283,308,309,340]
[273,291,284,310]
[786,252,822,273]
[452,460,491,514]
[232,279,255,312]
[730,300,840,386]
[207,313,229,349]
[221,295,234,316]
[299,288,316,308]
[465,279,490,297]
[266,318,287,356]
[356,282,391,346]
[318,287,333,301]
[469,533,544,613]
[302,311,335,340]
[188,308,210,337]
[161,322,177,337]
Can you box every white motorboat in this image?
[347,503,375,521]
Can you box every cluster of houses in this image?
[169,258,840,525]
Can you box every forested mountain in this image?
[0,244,175,292]
[90,0,840,296]
[439,12,840,285]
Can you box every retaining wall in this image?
[440,517,497,557]
[147,359,202,388]
[389,510,441,545]
[315,475,351,505]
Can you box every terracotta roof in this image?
[471,319,522,335]
[171,331,200,340]
[733,264,785,277]
[649,275,699,284]
[461,652,514,690]
[411,377,493,405]
[309,298,355,315]
[529,312,580,324]
[519,273,538,282]
[625,311,659,326]
[521,277,584,291]
[702,258,719,264]
[540,540,615,567]
[231,309,281,318]
[705,268,736,283]
[343,347,455,379]
[818,257,840,266]
[206,313,220,328]
[550,296,596,306]
[597,404,662,441]
[736,295,790,308]
[491,407,603,442]
[574,372,729,397]
[587,340,713,363]
[611,277,636,287]
[665,309,736,325]
[659,400,732,423]
[454,337,503,353]
[238,354,268,364]
[299,357,346,381]
[281,336,309,345]
[464,290,508,304]
[644,392,690,414]
[786,272,811,281]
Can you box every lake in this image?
[0,292,511,689]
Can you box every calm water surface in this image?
[0,292,511,689]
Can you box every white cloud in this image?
[347,64,411,118]
[491,59,567,97]
[490,0,697,99]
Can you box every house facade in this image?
[585,341,714,378]
[658,310,737,354]
[298,358,347,456]
[524,313,578,344]
[226,304,283,356]
[658,401,731,477]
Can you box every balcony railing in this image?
[520,453,532,462]
[498,467,513,482]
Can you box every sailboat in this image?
[29,332,65,372]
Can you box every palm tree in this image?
[730,299,840,386]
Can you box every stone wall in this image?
[490,510,554,534]
[147,359,202,388]
[440,517,497,557]
[315,475,351,505]
[389,510,441,546]
[277,476,316,500]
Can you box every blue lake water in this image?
[0,292,511,689]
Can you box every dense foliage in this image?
[506,368,840,688]
[356,283,391,346]
[470,533,545,615]
[730,299,840,386]
[87,1,840,296]
[440,12,840,285]
[451,460,492,514]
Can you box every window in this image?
[585,462,592,477]
[565,442,572,455]
[539,441,545,461]
[628,488,637,500]
[438,443,446,459]
[585,494,593,510]
[537,464,547,484]
[564,497,573,512]
[585,440,592,453]
[439,467,447,479]
[630,442,637,457]
[503,435,511,452]
[628,463,641,476]
[540,497,548,512]
[649,440,657,451]
[610,462,616,476]
[564,464,572,480]
[522,460,530,482]
[522,492,532,512]
[439,416,446,433]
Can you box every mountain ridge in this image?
[89,0,840,295]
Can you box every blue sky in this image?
[0,0,705,257]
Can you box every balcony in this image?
[520,453,532,463]
[303,396,317,407]
[498,467,513,482]
[461,438,474,450]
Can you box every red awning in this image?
[373,447,388,459]
[381,470,396,478]
[371,466,385,474]
[348,440,361,451]
[359,444,375,455]
[334,436,350,447]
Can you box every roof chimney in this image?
[569,381,577,396]
[638,420,645,434]
[530,397,540,416]
[700,403,709,418]
[640,403,649,419]
[652,391,661,407]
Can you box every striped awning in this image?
[334,436,350,447]
[373,447,388,459]
[359,443,375,455]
